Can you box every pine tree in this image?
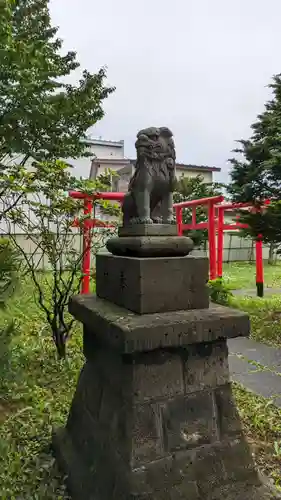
[0,0,115,165]
[228,74,281,245]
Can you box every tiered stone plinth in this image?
[96,254,208,313]
[108,224,194,258]
[53,230,280,499]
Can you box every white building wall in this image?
[114,165,214,192]
[96,162,129,178]
[86,141,124,159]
[4,230,277,272]
[67,140,125,179]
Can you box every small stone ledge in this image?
[106,235,194,257]
[69,294,250,353]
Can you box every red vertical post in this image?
[217,207,224,278]
[208,201,216,280]
[255,235,264,297]
[176,207,183,236]
[81,198,93,294]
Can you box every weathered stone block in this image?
[53,424,279,500]
[193,445,225,495]
[96,253,209,314]
[131,403,162,466]
[130,452,204,499]
[222,439,260,484]
[132,350,184,403]
[162,391,218,451]
[69,295,251,353]
[70,363,102,421]
[215,384,243,439]
[135,454,195,497]
[170,480,200,499]
[66,403,100,467]
[107,235,193,258]
[183,340,229,393]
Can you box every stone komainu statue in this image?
[122,126,176,225]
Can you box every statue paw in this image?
[163,217,175,225]
[131,217,153,224]
[152,217,163,224]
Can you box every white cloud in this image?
[49,0,281,182]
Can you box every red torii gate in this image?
[69,191,223,292]
[173,195,224,281]
[69,191,268,297]
[216,201,270,297]
[69,191,124,293]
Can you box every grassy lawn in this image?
[0,278,82,498]
[233,384,281,490]
[223,261,281,290]
[1,274,281,496]
[230,295,281,347]
[216,262,281,348]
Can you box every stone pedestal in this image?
[53,235,280,499]
[96,254,209,313]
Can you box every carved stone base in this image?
[106,235,194,258]
[69,296,250,352]
[52,318,279,499]
[54,427,275,500]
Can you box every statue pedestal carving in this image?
[52,254,279,499]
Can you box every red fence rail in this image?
[215,201,270,297]
[174,195,224,280]
[69,191,269,297]
[70,191,124,294]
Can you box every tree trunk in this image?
[53,329,66,359]
[268,242,276,265]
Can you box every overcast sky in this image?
[49,0,281,182]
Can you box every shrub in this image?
[208,278,233,306]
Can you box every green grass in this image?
[0,278,83,498]
[233,384,281,489]
[222,261,281,290]
[216,262,281,347]
[1,271,281,496]
[230,295,281,347]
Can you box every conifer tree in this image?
[228,74,281,245]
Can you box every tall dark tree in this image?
[0,0,115,165]
[228,74,281,246]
